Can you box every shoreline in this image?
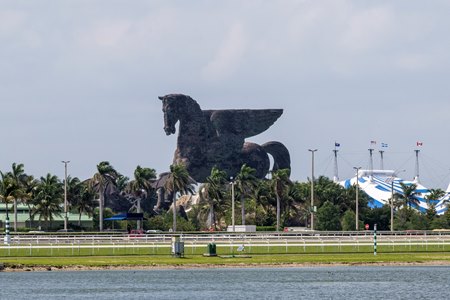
[3,260,450,272]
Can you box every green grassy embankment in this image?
[2,252,450,270]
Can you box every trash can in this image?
[172,236,184,258]
[205,243,217,257]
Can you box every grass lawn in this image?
[2,252,450,269]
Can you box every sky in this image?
[1,1,450,189]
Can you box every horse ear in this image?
[158,96,164,100]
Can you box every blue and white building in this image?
[341,169,450,215]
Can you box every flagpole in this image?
[333,142,339,183]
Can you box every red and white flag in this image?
[416,141,423,146]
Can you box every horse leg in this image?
[261,141,291,175]
[241,142,270,179]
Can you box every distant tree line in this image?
[1,161,449,232]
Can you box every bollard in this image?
[4,217,11,245]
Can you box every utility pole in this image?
[308,149,317,230]
[230,177,235,232]
[62,161,70,231]
[353,167,362,230]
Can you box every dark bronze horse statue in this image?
[158,94,291,182]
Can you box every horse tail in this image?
[261,141,291,176]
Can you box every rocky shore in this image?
[2,260,450,272]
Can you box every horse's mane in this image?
[168,94,201,112]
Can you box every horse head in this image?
[158,94,185,135]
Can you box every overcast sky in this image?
[1,1,450,189]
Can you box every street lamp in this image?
[353,167,361,230]
[308,149,317,230]
[230,177,235,232]
[390,169,406,232]
[62,161,70,231]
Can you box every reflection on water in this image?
[2,266,450,299]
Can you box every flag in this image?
[417,141,423,146]
[381,143,388,148]
[370,140,377,145]
[335,142,340,147]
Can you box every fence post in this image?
[374,223,377,256]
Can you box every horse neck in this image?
[177,100,207,143]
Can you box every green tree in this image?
[424,189,445,227]
[0,172,15,223]
[10,163,27,231]
[32,174,63,230]
[22,175,38,228]
[341,209,356,231]
[316,200,341,231]
[235,164,258,225]
[126,166,157,229]
[164,164,196,232]
[270,169,291,231]
[250,180,273,226]
[282,182,304,226]
[201,167,228,230]
[397,183,420,209]
[74,182,95,227]
[89,161,119,231]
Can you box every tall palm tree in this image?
[164,164,196,232]
[202,167,227,230]
[0,172,15,223]
[270,169,291,231]
[397,182,420,209]
[126,166,157,229]
[22,175,38,228]
[74,182,95,227]
[250,179,272,226]
[235,164,257,225]
[32,173,63,230]
[89,161,119,231]
[10,163,26,231]
[127,166,157,194]
[424,188,445,221]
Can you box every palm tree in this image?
[270,169,291,231]
[126,166,157,229]
[0,172,15,224]
[89,161,119,231]
[65,176,81,205]
[127,166,157,193]
[424,188,445,221]
[235,164,258,225]
[283,181,304,226]
[164,164,196,232]
[10,163,26,231]
[397,182,420,209]
[22,175,38,228]
[250,179,272,226]
[202,167,227,230]
[74,182,95,227]
[32,173,63,230]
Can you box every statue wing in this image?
[210,109,283,139]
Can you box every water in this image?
[1,266,450,299]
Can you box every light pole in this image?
[62,161,70,231]
[230,177,235,232]
[308,149,317,230]
[390,170,405,232]
[353,167,361,230]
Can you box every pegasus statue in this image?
[158,94,291,182]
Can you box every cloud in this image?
[0,9,26,37]
[339,5,394,53]
[201,23,247,81]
